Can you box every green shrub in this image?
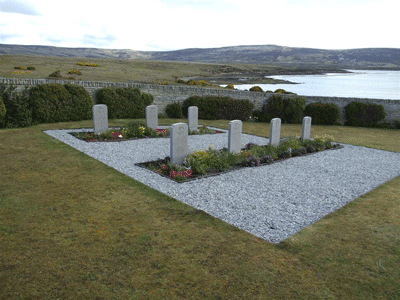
[304,102,340,125]
[120,120,158,139]
[29,83,74,123]
[27,66,36,71]
[14,66,24,70]
[63,84,93,121]
[225,84,234,89]
[0,94,6,127]
[0,84,34,128]
[283,97,306,124]
[48,70,63,78]
[274,89,296,95]
[259,95,306,124]
[95,87,154,119]
[182,96,253,121]
[252,110,262,122]
[393,120,400,129]
[344,101,386,127]
[249,86,263,92]
[259,95,285,122]
[187,80,210,86]
[165,102,183,118]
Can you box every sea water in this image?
[232,70,400,100]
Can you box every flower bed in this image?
[136,136,343,183]
[69,123,224,142]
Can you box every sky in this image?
[0,0,398,51]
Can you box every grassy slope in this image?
[1,119,399,299]
[0,54,297,85]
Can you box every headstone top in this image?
[301,116,312,142]
[146,105,158,129]
[228,120,242,153]
[93,104,108,135]
[269,118,281,147]
[170,123,188,165]
[188,106,198,131]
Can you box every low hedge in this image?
[0,93,6,127]
[344,101,386,127]
[182,96,254,121]
[29,83,74,123]
[29,83,93,124]
[165,102,183,118]
[0,84,34,128]
[95,87,153,119]
[63,84,93,121]
[304,102,340,125]
[259,95,306,124]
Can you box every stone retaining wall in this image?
[1,77,399,124]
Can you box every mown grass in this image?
[1,119,399,299]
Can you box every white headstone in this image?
[92,104,108,135]
[146,105,158,129]
[301,116,312,142]
[228,120,242,153]
[170,123,188,165]
[188,106,198,131]
[269,118,281,147]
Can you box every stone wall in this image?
[1,77,399,124]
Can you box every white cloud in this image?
[0,0,40,15]
[0,0,398,50]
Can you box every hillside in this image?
[1,44,399,70]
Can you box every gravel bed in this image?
[43,126,400,243]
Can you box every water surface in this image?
[232,70,400,100]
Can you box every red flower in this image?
[180,169,193,178]
[111,132,122,138]
[156,129,167,135]
[169,170,179,178]
[169,169,192,179]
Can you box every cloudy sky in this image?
[0,0,398,51]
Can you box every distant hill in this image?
[0,43,399,69]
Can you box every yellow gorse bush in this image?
[68,69,82,75]
[77,62,98,67]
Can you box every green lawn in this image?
[1,119,399,299]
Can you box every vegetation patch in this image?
[68,69,82,75]
[249,85,263,92]
[137,135,342,182]
[48,70,63,78]
[69,123,224,142]
[77,61,98,67]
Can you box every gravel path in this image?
[43,127,400,243]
